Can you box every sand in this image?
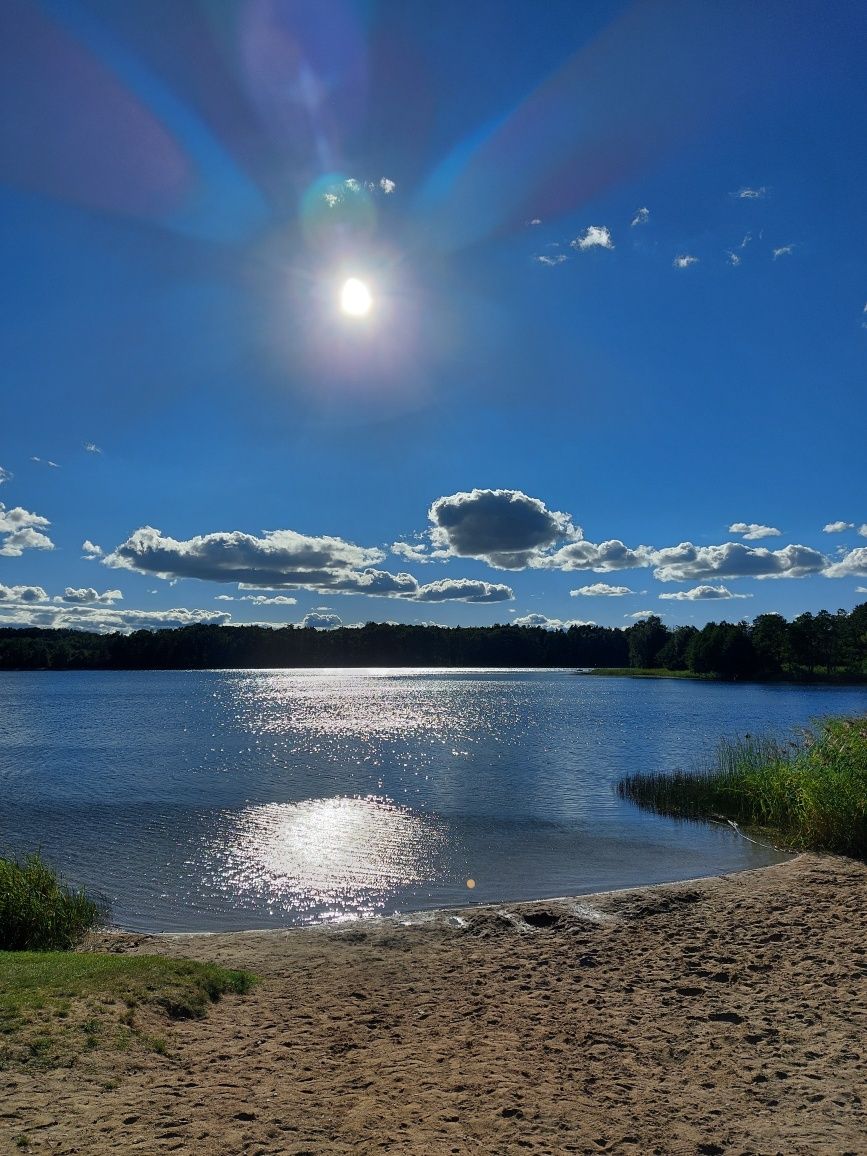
[2,853,865,1155]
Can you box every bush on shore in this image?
[618,715,867,859]
[0,854,103,951]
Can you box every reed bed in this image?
[0,854,104,951]
[618,715,867,858]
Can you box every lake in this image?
[1,669,864,932]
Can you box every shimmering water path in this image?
[1,669,864,931]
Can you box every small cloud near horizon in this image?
[728,522,781,540]
[822,521,854,533]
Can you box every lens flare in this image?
[341,277,372,316]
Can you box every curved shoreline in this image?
[6,852,865,1154]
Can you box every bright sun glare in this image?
[340,277,372,317]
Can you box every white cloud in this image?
[649,541,826,581]
[740,233,752,249]
[571,226,614,251]
[631,207,649,227]
[0,602,231,633]
[424,488,578,569]
[239,594,299,606]
[84,442,102,454]
[535,254,568,266]
[734,186,767,199]
[379,178,396,194]
[59,587,123,604]
[528,218,542,226]
[412,578,513,603]
[822,521,854,533]
[30,456,60,468]
[726,251,741,266]
[728,522,782,540]
[673,255,698,269]
[512,613,595,630]
[772,245,794,260]
[856,586,867,593]
[860,525,867,538]
[0,503,54,556]
[0,583,49,603]
[300,612,342,630]
[105,523,513,603]
[658,585,752,601]
[0,466,12,485]
[542,539,648,573]
[570,583,634,597]
[215,594,234,601]
[823,548,867,578]
[82,539,104,559]
[625,610,662,619]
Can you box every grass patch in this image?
[0,853,103,951]
[0,952,255,1069]
[584,667,713,679]
[617,714,867,858]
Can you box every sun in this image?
[340,277,372,317]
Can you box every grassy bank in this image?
[0,853,104,951]
[0,952,254,1069]
[618,715,867,858]
[583,667,712,680]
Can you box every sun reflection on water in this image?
[207,794,449,923]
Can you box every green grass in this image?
[617,714,867,858]
[584,667,711,679]
[0,951,255,1069]
[0,853,103,951]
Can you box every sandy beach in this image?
[2,853,865,1155]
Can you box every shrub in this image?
[0,854,103,951]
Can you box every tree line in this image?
[1,604,866,679]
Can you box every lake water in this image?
[1,669,864,932]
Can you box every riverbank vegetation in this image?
[0,854,103,952]
[618,715,867,858]
[1,602,866,679]
[0,952,254,1070]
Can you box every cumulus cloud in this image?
[82,540,104,559]
[0,466,12,484]
[673,254,698,268]
[728,522,782,540]
[239,594,299,606]
[84,442,102,454]
[59,587,123,604]
[0,503,54,556]
[571,226,614,251]
[658,585,752,601]
[734,186,767,199]
[543,539,648,573]
[631,207,649,227]
[425,489,577,569]
[0,602,231,633]
[412,578,513,603]
[535,254,568,266]
[857,586,867,594]
[772,244,794,260]
[822,521,854,534]
[512,613,595,630]
[649,542,826,582]
[570,583,634,597]
[823,548,867,578]
[0,583,49,603]
[105,523,513,603]
[625,610,662,619]
[860,525,867,538]
[379,178,396,194]
[300,612,342,630]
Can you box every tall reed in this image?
[617,715,867,858]
[0,853,104,951]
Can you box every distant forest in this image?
[1,604,867,680]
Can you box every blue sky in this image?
[1,0,866,634]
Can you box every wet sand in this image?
[2,853,865,1155]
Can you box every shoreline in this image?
[5,852,864,1153]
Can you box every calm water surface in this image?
[1,669,864,931]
